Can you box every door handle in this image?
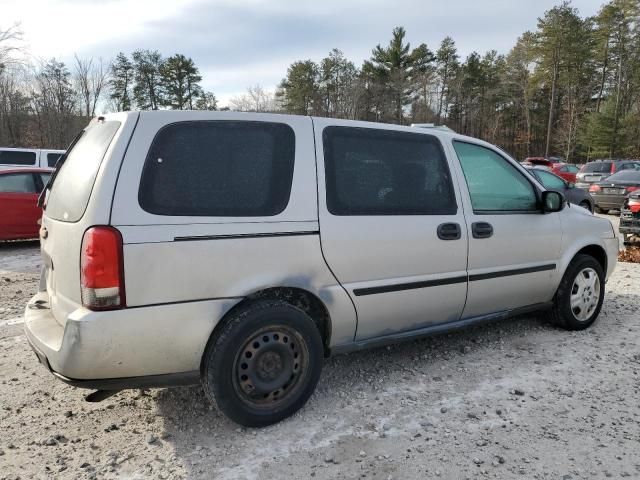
[437,222,461,240]
[472,222,493,239]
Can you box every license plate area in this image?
[603,188,624,194]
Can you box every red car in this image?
[0,168,52,240]
[551,163,580,183]
[523,157,552,169]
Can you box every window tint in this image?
[45,121,121,222]
[0,173,37,193]
[323,127,456,216]
[618,162,640,171]
[47,153,63,167]
[606,171,640,182]
[534,170,566,190]
[139,121,295,217]
[583,162,612,173]
[567,165,579,173]
[0,150,36,166]
[453,141,538,212]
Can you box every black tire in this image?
[201,300,323,427]
[579,200,593,212]
[595,206,609,214]
[549,254,605,330]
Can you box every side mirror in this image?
[542,191,565,213]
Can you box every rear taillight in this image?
[611,164,616,173]
[80,226,125,310]
[629,199,640,213]
[626,186,639,193]
[589,184,601,193]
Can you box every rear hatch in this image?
[39,119,123,327]
[577,162,613,184]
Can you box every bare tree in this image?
[0,23,24,72]
[229,84,277,112]
[73,54,109,117]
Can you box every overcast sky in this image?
[3,0,605,107]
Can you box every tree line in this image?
[1,0,639,161]
[276,0,640,161]
[0,40,216,149]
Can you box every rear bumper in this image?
[24,291,239,388]
[591,194,626,209]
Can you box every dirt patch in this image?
[619,246,640,263]
[2,245,640,479]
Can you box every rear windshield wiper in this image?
[38,130,85,208]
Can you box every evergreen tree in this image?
[109,52,134,112]
[195,91,218,110]
[277,60,320,115]
[435,36,459,124]
[365,27,434,124]
[160,54,203,110]
[132,49,163,110]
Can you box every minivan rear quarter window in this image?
[0,150,36,166]
[139,121,296,217]
[45,121,121,222]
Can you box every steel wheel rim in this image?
[570,267,600,321]
[233,325,308,408]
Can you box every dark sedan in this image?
[589,170,640,213]
[526,167,594,212]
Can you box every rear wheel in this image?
[202,300,323,427]
[595,206,609,214]
[549,254,605,330]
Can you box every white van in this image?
[0,147,65,170]
[25,112,619,426]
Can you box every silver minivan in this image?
[25,111,619,426]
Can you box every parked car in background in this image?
[0,167,52,240]
[551,163,580,183]
[0,148,65,170]
[589,170,640,213]
[523,157,552,169]
[526,167,594,212]
[620,190,640,245]
[575,160,640,189]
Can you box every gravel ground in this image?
[1,228,640,480]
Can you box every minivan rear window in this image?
[582,162,612,173]
[45,121,121,222]
[0,150,37,165]
[139,121,295,217]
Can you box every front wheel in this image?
[549,255,605,330]
[202,300,323,427]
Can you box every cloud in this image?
[3,0,605,106]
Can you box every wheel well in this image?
[575,245,607,273]
[213,287,332,357]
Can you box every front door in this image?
[448,141,562,318]
[314,119,469,341]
